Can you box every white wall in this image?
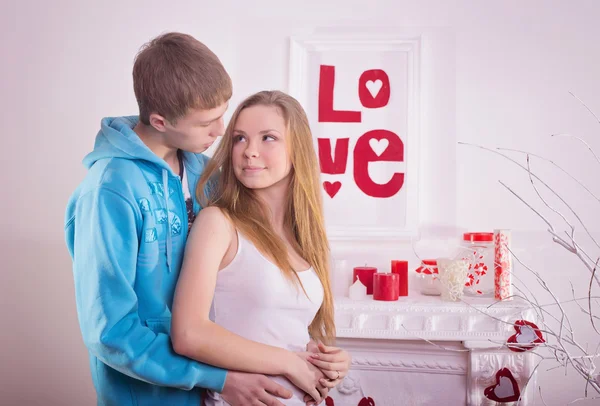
[2,0,600,404]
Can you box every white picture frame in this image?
[288,35,421,241]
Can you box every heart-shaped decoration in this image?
[365,80,383,98]
[368,138,389,156]
[484,368,520,402]
[323,181,342,198]
[507,320,545,352]
[358,397,375,406]
[325,396,335,406]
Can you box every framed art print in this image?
[289,36,421,240]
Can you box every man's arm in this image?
[69,187,226,392]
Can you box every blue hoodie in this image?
[65,116,226,406]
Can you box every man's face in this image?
[162,102,229,153]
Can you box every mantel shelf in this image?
[334,293,535,343]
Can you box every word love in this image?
[318,65,404,199]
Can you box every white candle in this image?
[331,259,350,298]
[348,278,368,300]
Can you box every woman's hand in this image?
[307,342,351,389]
[284,351,328,404]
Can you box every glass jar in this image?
[455,232,494,297]
[415,259,441,295]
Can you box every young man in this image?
[64,32,293,406]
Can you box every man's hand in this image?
[220,371,293,406]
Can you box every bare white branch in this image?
[569,91,600,126]
[538,386,548,406]
[459,142,600,252]
[589,259,600,335]
[551,133,600,167]
[568,396,600,405]
[498,147,600,206]
[525,154,576,244]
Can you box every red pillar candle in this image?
[391,260,409,296]
[373,273,400,301]
[353,266,377,295]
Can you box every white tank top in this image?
[204,230,324,406]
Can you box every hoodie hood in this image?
[82,116,174,172]
[83,116,208,177]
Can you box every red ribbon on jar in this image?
[415,259,441,296]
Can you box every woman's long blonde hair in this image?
[197,91,335,344]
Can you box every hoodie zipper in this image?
[162,169,188,273]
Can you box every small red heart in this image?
[357,397,375,406]
[507,320,545,352]
[323,181,342,198]
[484,368,520,402]
[325,396,335,406]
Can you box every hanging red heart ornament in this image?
[325,396,335,406]
[484,368,521,402]
[507,320,545,352]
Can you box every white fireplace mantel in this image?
[332,294,538,406]
[335,295,536,343]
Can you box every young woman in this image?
[172,91,351,406]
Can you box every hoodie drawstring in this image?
[162,169,172,273]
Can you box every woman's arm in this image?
[172,206,293,374]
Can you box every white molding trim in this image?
[351,355,467,374]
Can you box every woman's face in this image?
[231,104,292,192]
